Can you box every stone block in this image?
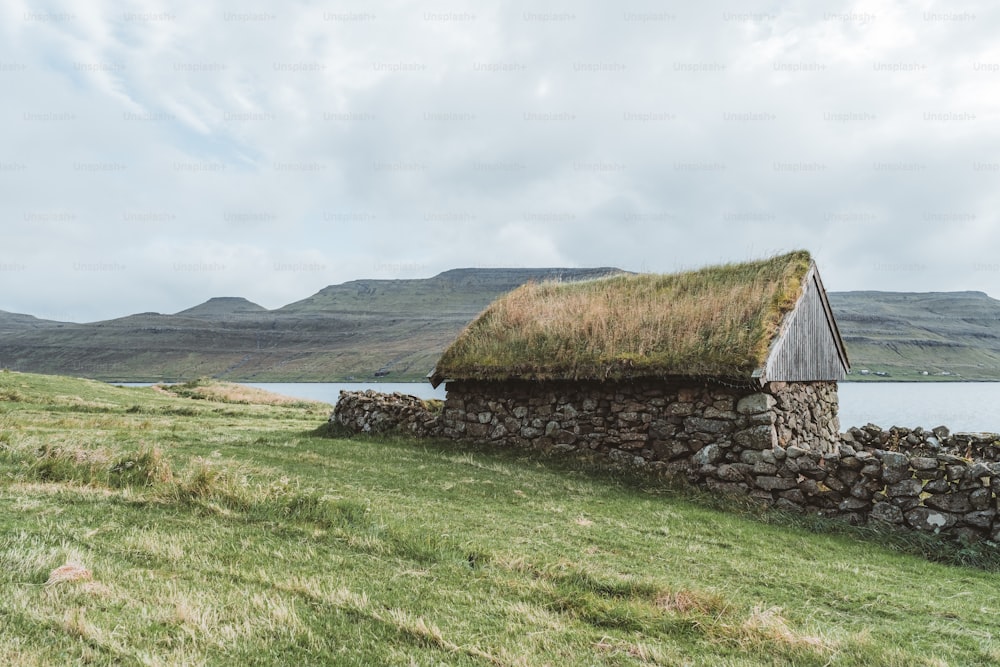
[554,429,577,445]
[905,507,957,532]
[932,425,950,439]
[871,502,904,524]
[684,417,731,435]
[786,445,809,459]
[666,402,694,417]
[823,476,846,492]
[839,497,869,511]
[838,456,861,470]
[850,484,874,501]
[924,492,971,514]
[946,465,966,482]
[752,462,778,475]
[890,496,921,512]
[970,488,992,511]
[755,476,798,491]
[835,469,861,487]
[466,422,491,439]
[963,510,995,529]
[734,425,778,450]
[860,462,881,477]
[736,393,776,415]
[922,478,950,494]
[779,489,806,504]
[693,444,722,465]
[705,479,748,495]
[965,462,992,481]
[887,478,923,497]
[716,464,745,482]
[910,457,939,471]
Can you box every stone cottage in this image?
[427,251,851,470]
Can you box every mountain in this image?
[0,310,64,334]
[828,290,1000,381]
[176,297,268,319]
[0,268,623,382]
[0,272,998,382]
[277,268,623,316]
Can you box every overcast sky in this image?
[2,0,998,322]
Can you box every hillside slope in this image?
[1,275,998,382]
[0,268,622,382]
[0,370,997,665]
[829,291,1000,380]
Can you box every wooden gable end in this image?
[758,264,850,383]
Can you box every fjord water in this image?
[241,382,1000,434]
[835,382,1000,433]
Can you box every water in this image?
[116,381,999,434]
[837,382,1000,433]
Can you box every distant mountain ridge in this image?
[827,290,1000,380]
[0,268,625,382]
[0,311,65,333]
[177,297,268,319]
[0,269,998,382]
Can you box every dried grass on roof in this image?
[433,251,811,383]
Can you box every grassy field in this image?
[1,370,999,665]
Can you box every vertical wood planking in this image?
[765,271,847,381]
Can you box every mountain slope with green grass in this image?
[1,271,998,382]
[0,268,623,382]
[828,290,1000,381]
[0,370,998,665]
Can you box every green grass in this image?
[432,251,813,384]
[1,370,999,665]
[830,291,1000,382]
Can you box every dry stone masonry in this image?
[331,381,1000,543]
[332,390,440,438]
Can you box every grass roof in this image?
[431,251,813,384]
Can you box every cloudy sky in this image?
[2,0,998,322]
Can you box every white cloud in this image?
[2,0,999,322]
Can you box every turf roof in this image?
[430,251,813,385]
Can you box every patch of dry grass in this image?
[158,379,328,408]
[45,563,92,587]
[719,604,834,659]
[433,251,812,383]
[654,589,728,616]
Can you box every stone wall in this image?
[331,390,440,437]
[330,381,1000,542]
[436,379,838,467]
[770,381,840,454]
